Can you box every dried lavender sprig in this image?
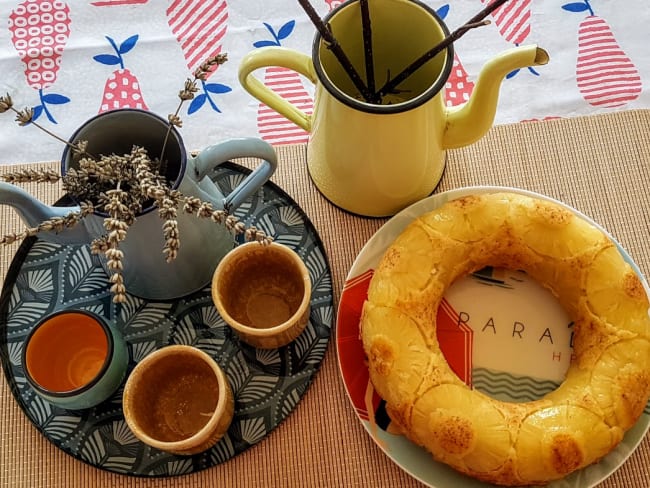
[181,196,274,245]
[193,53,229,81]
[158,192,182,262]
[133,153,183,261]
[158,53,229,164]
[0,94,12,113]
[0,94,92,158]
[139,149,274,250]
[1,168,61,184]
[0,202,94,246]
[102,189,131,303]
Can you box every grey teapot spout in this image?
[0,181,90,245]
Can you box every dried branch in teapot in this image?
[375,0,511,100]
[375,19,490,100]
[359,0,376,99]
[297,0,513,105]
[297,0,374,102]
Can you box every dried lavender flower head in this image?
[15,107,34,126]
[0,93,13,113]
[193,53,228,81]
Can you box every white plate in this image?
[336,186,650,488]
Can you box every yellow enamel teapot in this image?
[239,0,549,217]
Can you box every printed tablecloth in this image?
[1,0,649,165]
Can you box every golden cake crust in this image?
[360,192,650,486]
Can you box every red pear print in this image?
[436,5,475,107]
[324,0,345,10]
[94,35,148,113]
[576,16,642,107]
[91,0,147,5]
[482,0,532,45]
[167,0,233,116]
[8,0,71,90]
[253,21,313,145]
[445,53,475,108]
[564,1,642,108]
[167,0,228,77]
[258,67,313,145]
[98,69,147,113]
[521,116,562,123]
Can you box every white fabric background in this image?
[0,0,648,165]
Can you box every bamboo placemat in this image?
[1,110,650,487]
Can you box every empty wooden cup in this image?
[122,345,234,455]
[211,242,312,349]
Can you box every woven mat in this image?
[2,110,650,487]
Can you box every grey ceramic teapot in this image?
[0,109,278,300]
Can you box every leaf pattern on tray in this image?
[63,246,107,298]
[238,373,281,403]
[45,415,82,441]
[0,163,333,476]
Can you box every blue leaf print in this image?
[119,35,139,54]
[206,95,222,113]
[188,93,207,114]
[205,83,232,94]
[561,2,590,12]
[254,40,277,48]
[31,105,44,121]
[263,22,277,38]
[93,54,122,66]
[436,4,450,20]
[506,68,520,79]
[277,20,295,41]
[43,106,56,123]
[42,93,70,105]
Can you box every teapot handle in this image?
[238,47,317,132]
[192,137,278,211]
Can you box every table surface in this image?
[2,109,650,487]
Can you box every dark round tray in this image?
[0,162,333,476]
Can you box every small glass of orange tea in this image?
[22,310,128,410]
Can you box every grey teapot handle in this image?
[192,138,277,211]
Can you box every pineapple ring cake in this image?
[360,191,650,486]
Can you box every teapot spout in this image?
[0,181,89,245]
[443,45,549,150]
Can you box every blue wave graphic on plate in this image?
[472,367,561,402]
[474,367,650,414]
[0,162,333,477]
